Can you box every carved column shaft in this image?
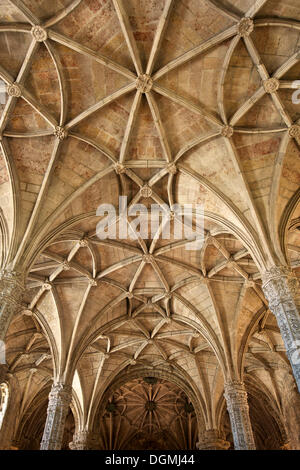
[40,383,72,450]
[196,429,230,450]
[70,430,99,450]
[262,267,300,392]
[0,270,25,342]
[224,382,256,450]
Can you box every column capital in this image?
[262,266,298,302]
[224,381,248,404]
[196,429,230,450]
[261,265,300,391]
[47,382,72,411]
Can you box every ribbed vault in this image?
[0,0,299,450]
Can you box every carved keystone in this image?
[140,185,152,198]
[221,125,234,138]
[31,25,47,42]
[115,163,126,174]
[237,18,254,37]
[263,78,279,94]
[7,83,21,98]
[136,74,153,93]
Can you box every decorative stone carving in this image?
[53,126,68,141]
[221,125,234,138]
[115,163,126,174]
[40,383,72,450]
[61,260,70,271]
[69,430,89,450]
[136,74,153,93]
[0,270,25,341]
[166,163,177,175]
[237,18,254,37]
[224,381,256,450]
[288,125,300,139]
[263,78,280,93]
[6,84,21,98]
[31,26,47,42]
[89,279,97,287]
[42,282,52,291]
[196,429,230,450]
[70,431,100,450]
[262,266,300,391]
[143,254,153,263]
[140,185,152,198]
[79,238,89,247]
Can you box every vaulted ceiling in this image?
[0,0,300,450]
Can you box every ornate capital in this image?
[47,383,72,410]
[196,429,230,450]
[70,430,89,450]
[262,266,299,308]
[224,381,248,407]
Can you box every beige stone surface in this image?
[0,0,299,451]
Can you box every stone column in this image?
[69,431,99,450]
[224,381,256,450]
[262,266,300,392]
[40,383,72,450]
[0,270,25,342]
[196,429,230,450]
[69,431,89,450]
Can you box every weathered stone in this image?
[40,383,72,450]
[263,78,280,94]
[224,381,256,450]
[237,18,254,37]
[31,26,48,42]
[262,266,300,392]
[196,429,230,450]
[0,270,25,341]
[136,75,153,93]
